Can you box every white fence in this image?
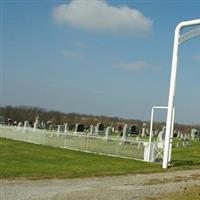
[0,125,153,161]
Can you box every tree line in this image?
[0,105,199,133]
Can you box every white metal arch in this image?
[163,19,200,169]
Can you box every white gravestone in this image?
[90,125,95,135]
[191,128,198,140]
[64,123,68,134]
[33,115,39,132]
[57,125,61,137]
[17,122,23,131]
[122,124,128,141]
[157,127,166,149]
[104,127,111,140]
[141,128,146,137]
[23,121,29,132]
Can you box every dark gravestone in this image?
[97,123,104,132]
[117,125,123,132]
[76,124,85,132]
[129,125,138,135]
[95,123,105,135]
[60,125,65,132]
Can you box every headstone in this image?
[75,123,85,134]
[191,128,198,140]
[33,115,39,132]
[64,123,68,133]
[157,127,166,143]
[46,121,52,130]
[180,133,184,140]
[90,125,95,135]
[104,127,111,140]
[177,131,181,138]
[40,121,45,129]
[23,121,29,132]
[17,122,23,131]
[13,121,18,126]
[7,118,12,125]
[154,130,159,136]
[122,124,128,140]
[57,125,61,137]
[129,125,138,136]
[117,125,123,133]
[141,128,146,138]
[95,123,104,135]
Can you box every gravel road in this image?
[1,170,200,200]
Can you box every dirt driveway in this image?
[1,169,200,200]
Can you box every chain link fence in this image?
[0,125,150,161]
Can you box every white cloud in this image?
[193,54,200,61]
[113,60,150,71]
[53,0,153,36]
[63,50,85,61]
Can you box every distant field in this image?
[0,138,199,179]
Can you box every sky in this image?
[1,0,200,125]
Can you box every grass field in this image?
[0,127,146,160]
[0,137,199,179]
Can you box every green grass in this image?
[0,137,161,179]
[0,137,199,179]
[171,139,200,170]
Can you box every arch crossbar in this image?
[179,27,200,44]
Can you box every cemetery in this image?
[0,113,199,165]
[1,0,200,197]
[0,19,199,178]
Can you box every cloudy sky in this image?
[1,0,200,124]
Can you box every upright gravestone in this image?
[17,122,23,131]
[95,123,104,135]
[180,133,184,140]
[40,121,45,129]
[122,124,128,141]
[157,127,166,148]
[46,121,52,130]
[23,121,29,132]
[33,115,39,132]
[191,128,198,140]
[64,123,68,134]
[57,125,61,137]
[154,130,159,136]
[130,125,137,136]
[177,131,181,138]
[141,128,146,138]
[104,127,111,140]
[75,123,85,134]
[117,125,123,133]
[90,125,95,135]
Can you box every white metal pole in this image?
[168,108,175,163]
[148,107,154,162]
[163,19,200,169]
[163,25,180,169]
